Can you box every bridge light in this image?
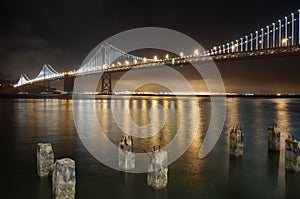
[153,56,158,61]
[134,59,137,64]
[299,10,300,45]
[282,38,288,46]
[125,60,130,65]
[143,57,147,63]
[165,54,169,59]
[194,49,199,56]
[180,52,184,57]
[117,61,121,66]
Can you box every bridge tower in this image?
[100,44,112,94]
[101,72,112,94]
[36,64,58,91]
[64,75,75,93]
[75,42,150,94]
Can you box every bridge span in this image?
[15,9,300,94]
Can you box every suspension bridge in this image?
[15,9,300,93]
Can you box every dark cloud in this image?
[0,35,76,78]
[0,0,299,93]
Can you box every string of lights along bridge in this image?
[15,9,300,88]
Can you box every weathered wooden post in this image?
[37,143,54,177]
[285,137,300,172]
[268,123,280,151]
[118,149,135,170]
[147,148,168,190]
[229,125,244,157]
[118,135,135,170]
[52,158,76,199]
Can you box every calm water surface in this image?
[1,96,300,198]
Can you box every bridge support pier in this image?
[42,81,51,92]
[101,72,112,94]
[64,75,75,94]
[17,84,30,93]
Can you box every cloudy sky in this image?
[1,0,300,93]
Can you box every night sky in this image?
[1,0,300,93]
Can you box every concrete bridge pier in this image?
[44,80,50,90]
[17,84,30,93]
[63,75,75,93]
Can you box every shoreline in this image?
[0,93,300,99]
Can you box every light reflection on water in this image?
[273,99,289,198]
[1,97,300,198]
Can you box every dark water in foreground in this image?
[1,96,300,199]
